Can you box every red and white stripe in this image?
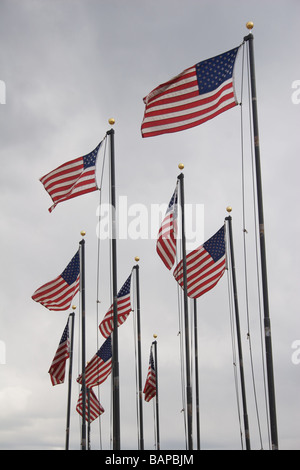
[99,293,132,339]
[32,274,79,311]
[143,348,156,403]
[173,245,226,299]
[77,337,112,389]
[156,211,177,270]
[48,340,69,386]
[76,389,104,423]
[40,156,98,213]
[141,48,239,138]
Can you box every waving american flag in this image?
[32,250,80,311]
[99,274,132,339]
[141,47,239,138]
[76,388,104,423]
[77,336,112,389]
[143,345,156,402]
[48,319,70,386]
[40,141,103,212]
[156,184,178,270]
[174,225,226,298]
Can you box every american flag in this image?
[40,141,102,212]
[99,275,132,339]
[141,47,239,138]
[76,388,104,423]
[143,345,156,402]
[173,225,226,298]
[156,184,178,270]
[77,336,112,389]
[32,250,80,311]
[48,319,70,386]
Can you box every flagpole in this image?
[193,299,201,450]
[244,23,278,450]
[65,308,75,450]
[87,388,91,450]
[225,208,251,450]
[152,337,160,450]
[177,166,193,450]
[79,232,87,450]
[107,119,120,450]
[133,260,144,450]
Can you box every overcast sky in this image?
[0,0,299,451]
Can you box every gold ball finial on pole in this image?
[72,305,76,310]
[153,334,157,339]
[246,21,254,30]
[178,163,184,170]
[80,230,86,237]
[108,118,115,125]
[135,256,140,262]
[226,206,232,213]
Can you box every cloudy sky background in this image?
[0,0,299,450]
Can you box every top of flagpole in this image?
[107,118,115,137]
[244,21,254,41]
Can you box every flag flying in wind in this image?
[77,336,112,389]
[48,319,70,386]
[156,184,178,270]
[141,47,239,138]
[143,345,156,402]
[40,141,103,212]
[174,225,226,298]
[32,250,80,311]
[76,388,104,423]
[99,274,132,338]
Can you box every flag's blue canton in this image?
[117,275,131,298]
[96,336,112,361]
[203,225,225,262]
[166,186,178,219]
[61,250,80,285]
[149,350,155,371]
[60,322,69,344]
[83,143,101,169]
[196,47,239,95]
[168,189,177,210]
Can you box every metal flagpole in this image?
[177,166,193,450]
[79,232,87,450]
[133,260,144,450]
[225,209,251,450]
[193,299,201,450]
[65,308,75,450]
[107,119,121,450]
[87,388,91,450]
[152,337,160,450]
[244,22,278,450]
